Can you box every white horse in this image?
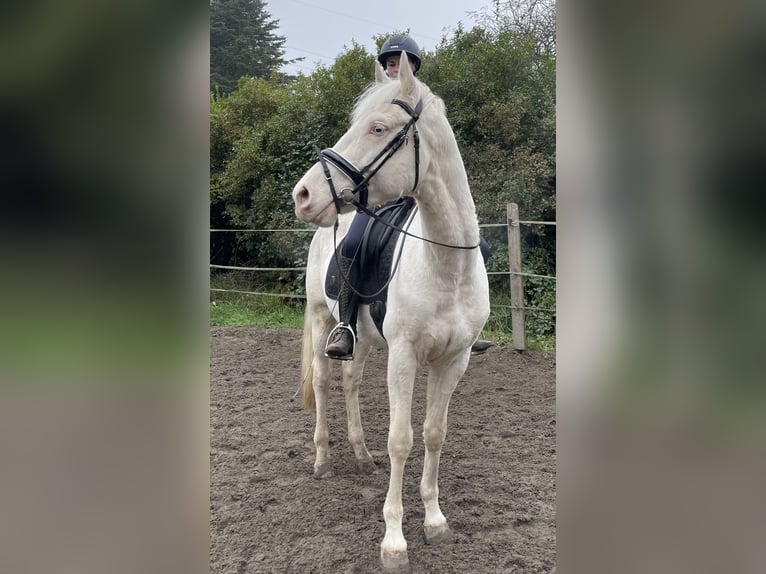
[292,54,490,572]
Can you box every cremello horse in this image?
[292,54,490,572]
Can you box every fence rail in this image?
[210,264,306,272]
[211,287,306,299]
[210,228,315,233]
[210,203,555,349]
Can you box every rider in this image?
[324,34,494,360]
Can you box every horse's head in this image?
[293,54,431,227]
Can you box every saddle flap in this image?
[324,198,416,335]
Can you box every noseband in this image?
[316,98,423,214]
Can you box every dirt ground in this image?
[210,327,556,574]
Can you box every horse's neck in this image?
[414,162,480,276]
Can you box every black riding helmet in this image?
[377,35,421,74]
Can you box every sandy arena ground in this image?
[211,327,555,573]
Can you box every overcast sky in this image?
[264,0,491,76]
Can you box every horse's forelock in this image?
[350,81,397,124]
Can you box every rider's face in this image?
[386,55,402,78]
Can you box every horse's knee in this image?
[423,424,446,452]
[388,428,413,460]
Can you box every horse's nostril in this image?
[296,188,310,206]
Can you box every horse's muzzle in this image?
[294,186,310,209]
[293,184,338,227]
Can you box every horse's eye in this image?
[371,124,386,134]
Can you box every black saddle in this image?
[325,197,416,336]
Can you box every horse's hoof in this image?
[424,524,455,545]
[380,550,410,573]
[356,458,376,475]
[313,461,333,479]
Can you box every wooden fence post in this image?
[507,203,526,350]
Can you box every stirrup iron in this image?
[324,323,356,360]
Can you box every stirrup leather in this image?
[324,323,357,360]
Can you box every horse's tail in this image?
[300,309,316,410]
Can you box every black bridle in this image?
[316,98,423,214]
[316,96,480,253]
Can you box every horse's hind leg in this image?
[310,321,335,479]
[420,355,470,545]
[341,341,375,474]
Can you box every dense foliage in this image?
[210,18,556,336]
[210,0,289,93]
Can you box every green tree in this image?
[210,0,288,94]
[210,43,374,272]
[422,26,555,228]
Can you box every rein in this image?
[352,202,480,251]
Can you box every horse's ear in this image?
[375,61,390,84]
[397,50,417,97]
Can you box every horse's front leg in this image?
[380,347,416,572]
[420,354,469,544]
[341,341,376,474]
